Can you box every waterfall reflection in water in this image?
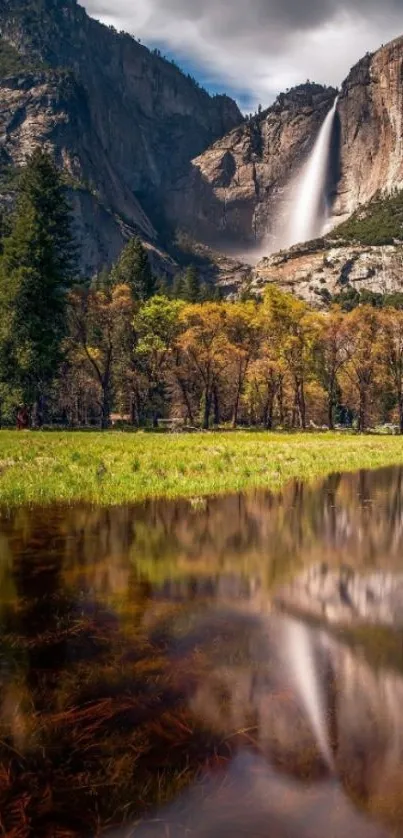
[1,467,403,836]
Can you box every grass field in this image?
[0,430,403,506]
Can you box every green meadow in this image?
[1,430,403,506]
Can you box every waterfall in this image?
[287,96,339,247]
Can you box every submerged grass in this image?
[1,430,403,506]
[0,607,238,836]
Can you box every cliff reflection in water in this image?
[1,467,403,836]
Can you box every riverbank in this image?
[1,430,403,506]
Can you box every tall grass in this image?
[1,430,403,506]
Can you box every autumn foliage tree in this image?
[178,303,232,429]
[225,301,260,427]
[342,306,383,432]
[68,283,133,428]
[315,309,348,430]
[262,288,319,429]
[379,309,403,433]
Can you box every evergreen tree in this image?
[213,285,224,302]
[92,266,112,291]
[154,275,171,297]
[111,236,155,301]
[0,149,75,423]
[172,271,185,299]
[199,281,211,302]
[182,265,200,303]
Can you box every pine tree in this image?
[213,285,224,302]
[172,272,185,299]
[111,236,155,301]
[154,275,171,297]
[92,266,112,291]
[199,281,211,302]
[182,265,200,303]
[0,149,75,423]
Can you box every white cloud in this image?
[82,0,403,109]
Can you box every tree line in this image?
[1,150,403,433]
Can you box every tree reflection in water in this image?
[1,467,403,836]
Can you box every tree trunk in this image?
[328,390,335,431]
[130,394,137,427]
[291,398,298,430]
[299,381,307,430]
[232,390,241,428]
[101,386,111,429]
[264,390,275,430]
[359,389,366,433]
[16,405,30,431]
[203,389,212,430]
[399,392,403,435]
[232,367,243,428]
[277,379,285,427]
[213,384,220,426]
[177,379,194,425]
[32,399,44,429]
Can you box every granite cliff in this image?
[168,83,338,251]
[0,0,242,275]
[334,37,403,224]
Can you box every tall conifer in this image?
[111,236,155,301]
[0,149,75,421]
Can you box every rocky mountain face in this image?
[168,83,338,250]
[2,1,403,295]
[170,35,403,261]
[251,239,403,307]
[0,0,242,275]
[333,37,403,224]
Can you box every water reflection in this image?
[1,467,403,835]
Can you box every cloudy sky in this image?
[83,0,403,110]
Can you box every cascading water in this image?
[287,96,339,247]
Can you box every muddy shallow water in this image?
[1,467,403,837]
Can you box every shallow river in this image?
[1,467,403,837]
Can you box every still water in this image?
[1,468,403,836]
